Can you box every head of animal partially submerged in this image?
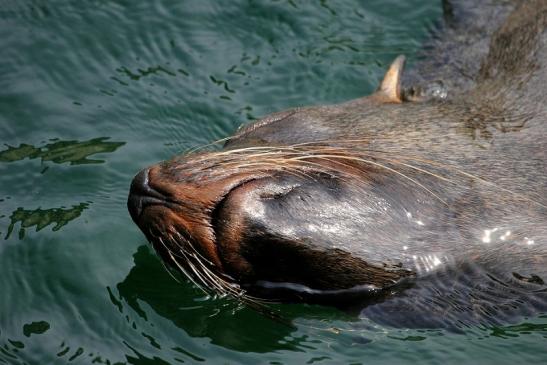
[128,57,441,302]
[127,55,546,307]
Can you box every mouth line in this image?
[132,192,183,223]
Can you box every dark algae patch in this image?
[0,138,125,166]
[5,203,89,239]
[23,321,51,337]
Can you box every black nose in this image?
[128,167,170,224]
[128,168,150,223]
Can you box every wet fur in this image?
[129,0,547,327]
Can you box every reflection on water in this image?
[113,246,353,352]
[489,318,547,339]
[5,202,89,239]
[114,245,300,353]
[102,245,547,362]
[0,137,125,166]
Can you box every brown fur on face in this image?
[129,1,547,306]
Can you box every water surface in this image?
[1,1,546,364]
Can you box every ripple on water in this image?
[4,1,546,364]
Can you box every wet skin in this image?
[128,1,547,326]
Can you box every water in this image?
[1,1,546,364]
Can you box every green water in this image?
[1,1,546,364]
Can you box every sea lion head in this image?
[128,56,443,302]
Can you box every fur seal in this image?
[128,1,547,326]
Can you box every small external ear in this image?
[376,55,405,103]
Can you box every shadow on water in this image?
[0,137,125,166]
[113,245,353,353]
[114,246,547,345]
[88,245,547,363]
[4,202,89,240]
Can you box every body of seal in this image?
[128,1,547,327]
